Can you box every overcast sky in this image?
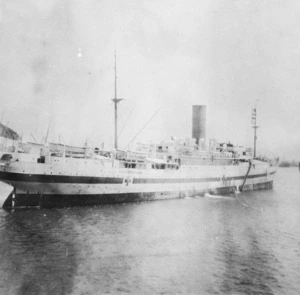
[0,0,299,160]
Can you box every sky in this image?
[0,0,299,160]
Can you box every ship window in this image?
[37,156,45,164]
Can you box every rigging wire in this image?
[118,107,136,137]
[127,107,161,147]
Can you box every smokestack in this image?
[192,105,206,145]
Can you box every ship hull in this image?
[3,181,273,209]
[0,159,276,209]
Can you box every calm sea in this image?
[0,167,299,295]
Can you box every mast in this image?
[251,101,259,158]
[111,51,123,149]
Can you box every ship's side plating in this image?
[0,155,276,208]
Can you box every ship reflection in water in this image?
[0,168,299,294]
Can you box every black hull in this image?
[3,181,273,209]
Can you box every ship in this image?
[0,103,277,209]
[0,59,277,209]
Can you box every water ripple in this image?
[0,168,299,294]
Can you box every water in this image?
[0,168,299,294]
